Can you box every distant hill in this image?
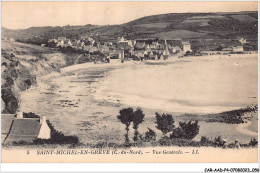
[2,11,257,42]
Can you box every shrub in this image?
[155,112,175,136]
[23,112,40,118]
[249,138,258,147]
[213,136,225,147]
[143,128,156,142]
[158,136,172,146]
[170,120,199,140]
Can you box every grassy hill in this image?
[2,11,257,42]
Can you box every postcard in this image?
[1,1,258,163]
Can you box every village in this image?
[44,36,249,62]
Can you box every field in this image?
[229,14,257,23]
[151,29,207,39]
[134,22,172,29]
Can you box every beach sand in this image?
[19,54,258,145]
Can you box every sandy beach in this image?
[19,54,258,145]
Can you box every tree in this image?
[170,120,200,139]
[132,108,145,142]
[117,108,134,143]
[155,112,175,136]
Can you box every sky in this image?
[2,1,258,29]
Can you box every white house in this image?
[182,41,192,53]
[2,112,51,144]
[232,46,243,52]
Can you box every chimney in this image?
[40,116,46,124]
[17,112,23,119]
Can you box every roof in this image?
[4,135,38,143]
[172,46,182,51]
[8,119,42,136]
[182,41,190,45]
[1,114,15,134]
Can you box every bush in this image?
[170,120,199,140]
[155,112,175,136]
[23,112,40,118]
[158,136,172,146]
[143,128,156,142]
[213,136,225,147]
[249,138,258,147]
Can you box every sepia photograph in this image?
[1,1,258,165]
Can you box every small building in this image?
[2,113,51,144]
[131,50,145,58]
[232,46,243,52]
[117,37,130,49]
[99,45,109,53]
[151,41,159,48]
[171,46,182,54]
[58,37,66,41]
[182,41,192,53]
[134,42,145,50]
[9,37,15,42]
[57,40,64,47]
[63,39,72,47]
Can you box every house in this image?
[99,45,109,53]
[63,39,72,47]
[131,50,145,58]
[2,113,51,144]
[129,40,136,47]
[85,36,94,42]
[57,40,64,47]
[58,37,66,41]
[72,39,81,46]
[171,46,182,54]
[232,46,243,52]
[48,39,58,43]
[182,41,191,53]
[149,53,158,60]
[222,47,233,51]
[1,37,8,41]
[9,37,15,42]
[117,37,130,49]
[78,41,85,47]
[89,46,98,53]
[134,42,145,50]
[151,41,159,48]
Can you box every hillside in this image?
[1,41,81,113]
[2,11,257,42]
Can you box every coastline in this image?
[19,53,258,145]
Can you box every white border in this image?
[0,0,259,172]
